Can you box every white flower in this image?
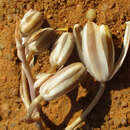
[26,62,85,119]
[26,28,56,54]
[39,62,85,101]
[20,9,43,36]
[49,32,75,68]
[73,21,130,82]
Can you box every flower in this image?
[39,62,85,101]
[49,32,74,68]
[26,28,56,54]
[73,21,130,82]
[26,62,85,120]
[20,9,43,36]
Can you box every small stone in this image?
[121,101,128,108]
[126,111,130,124]
[86,8,96,21]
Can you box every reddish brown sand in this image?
[0,0,130,130]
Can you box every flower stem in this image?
[20,67,31,109]
[26,95,43,120]
[22,59,35,100]
[15,20,43,129]
[65,82,106,130]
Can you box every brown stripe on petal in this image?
[105,29,115,75]
[45,66,81,93]
[74,24,83,50]
[39,63,85,100]
[42,63,82,88]
[26,28,53,45]
[86,22,103,80]
[73,24,84,62]
[22,12,42,33]
[50,32,74,67]
[58,33,68,57]
[83,22,109,81]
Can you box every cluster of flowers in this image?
[15,9,130,130]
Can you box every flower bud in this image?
[49,32,74,67]
[26,28,56,54]
[20,9,43,36]
[39,62,85,101]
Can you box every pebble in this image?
[86,8,96,21]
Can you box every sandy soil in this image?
[0,0,130,130]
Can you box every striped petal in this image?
[100,25,115,77]
[73,24,84,62]
[20,9,43,36]
[82,22,109,82]
[39,63,85,101]
[50,32,74,67]
[27,28,56,53]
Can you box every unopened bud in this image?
[39,62,85,101]
[27,28,56,54]
[86,9,96,21]
[49,32,74,67]
[20,9,43,36]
